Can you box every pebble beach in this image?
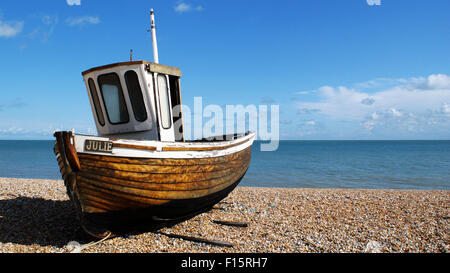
[0,177,448,253]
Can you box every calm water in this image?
[0,140,449,190]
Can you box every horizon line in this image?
[1,138,450,141]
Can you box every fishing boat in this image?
[53,9,255,238]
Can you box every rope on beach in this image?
[68,231,112,253]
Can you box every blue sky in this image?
[1,0,450,140]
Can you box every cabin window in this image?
[98,73,130,124]
[157,74,172,129]
[88,78,105,126]
[124,70,148,122]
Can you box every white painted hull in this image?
[73,132,256,159]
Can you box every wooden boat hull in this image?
[54,131,254,238]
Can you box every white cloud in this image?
[423,74,450,89]
[27,15,58,42]
[353,77,409,90]
[296,74,450,134]
[174,2,204,13]
[42,15,58,25]
[297,108,320,115]
[442,103,450,116]
[66,0,81,6]
[390,108,403,118]
[0,127,24,134]
[0,124,96,139]
[298,86,372,120]
[66,16,100,26]
[0,19,24,38]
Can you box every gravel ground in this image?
[0,177,448,253]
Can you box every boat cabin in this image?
[82,61,184,142]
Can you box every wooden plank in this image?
[78,163,248,192]
[162,138,249,151]
[113,143,157,151]
[75,159,249,212]
[77,180,171,205]
[79,154,249,174]
[79,186,151,209]
[77,146,251,166]
[80,166,233,184]
[77,172,246,226]
[212,220,248,227]
[64,132,81,171]
[79,184,168,207]
[77,166,245,200]
[158,232,233,248]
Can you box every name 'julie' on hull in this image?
[53,9,255,238]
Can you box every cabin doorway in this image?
[155,73,175,141]
[169,75,184,141]
[154,73,184,142]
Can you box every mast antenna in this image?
[150,8,159,64]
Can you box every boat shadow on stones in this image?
[0,196,203,247]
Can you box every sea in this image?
[0,140,449,190]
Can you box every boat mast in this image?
[150,8,159,64]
